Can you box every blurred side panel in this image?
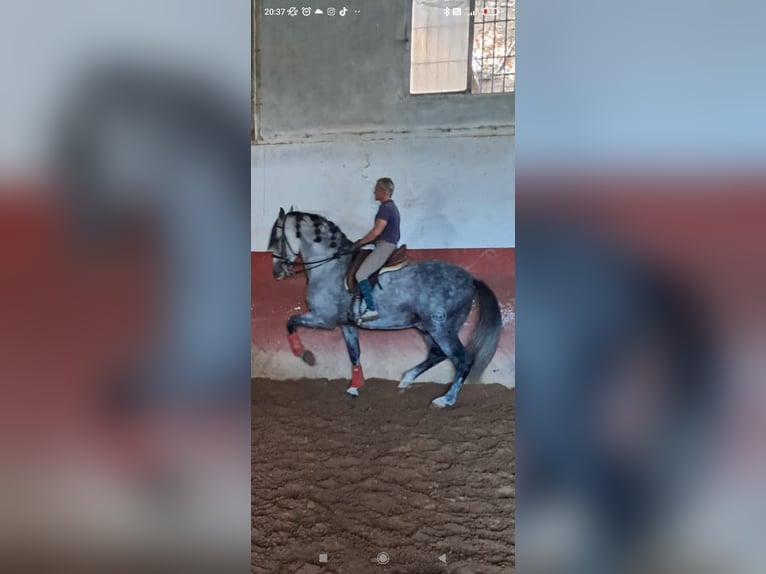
[516,1,766,573]
[0,2,251,573]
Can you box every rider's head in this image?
[374,177,394,202]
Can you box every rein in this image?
[274,223,355,274]
[272,250,355,273]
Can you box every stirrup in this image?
[358,309,379,323]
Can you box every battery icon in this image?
[483,7,499,15]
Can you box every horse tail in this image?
[467,279,503,381]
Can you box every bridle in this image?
[272,223,355,276]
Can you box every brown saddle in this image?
[346,244,409,293]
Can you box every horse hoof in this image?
[346,387,359,397]
[431,397,450,408]
[301,350,316,366]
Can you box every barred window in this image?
[410,0,515,95]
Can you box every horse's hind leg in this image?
[341,324,364,397]
[428,331,474,408]
[398,332,447,390]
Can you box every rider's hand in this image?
[351,241,363,251]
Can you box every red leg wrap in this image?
[350,364,365,388]
[287,333,304,357]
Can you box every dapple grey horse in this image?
[269,208,503,407]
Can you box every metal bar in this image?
[503,4,509,92]
[490,10,495,94]
[511,5,516,91]
[467,0,476,92]
[480,5,486,93]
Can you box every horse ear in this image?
[289,205,294,213]
[279,207,285,219]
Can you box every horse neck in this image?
[299,239,349,284]
[287,213,352,284]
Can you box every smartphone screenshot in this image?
[252,1,515,571]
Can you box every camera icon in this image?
[327,7,336,16]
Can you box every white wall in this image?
[251,133,515,251]
[253,1,515,250]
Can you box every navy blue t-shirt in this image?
[375,200,400,244]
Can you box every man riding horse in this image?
[352,177,401,322]
[269,194,502,407]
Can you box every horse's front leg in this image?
[340,324,364,397]
[286,313,336,366]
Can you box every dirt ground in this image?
[252,378,515,574]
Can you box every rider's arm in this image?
[357,218,388,246]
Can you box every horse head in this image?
[269,207,301,280]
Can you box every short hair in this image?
[376,177,395,196]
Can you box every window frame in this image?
[406,0,515,98]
